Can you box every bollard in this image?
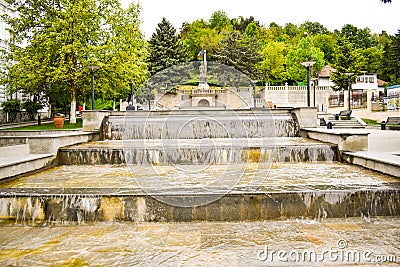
[327,122,333,129]
[381,121,386,130]
[37,113,41,125]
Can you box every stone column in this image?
[285,82,289,105]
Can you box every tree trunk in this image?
[70,89,77,124]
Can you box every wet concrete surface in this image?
[0,217,399,266]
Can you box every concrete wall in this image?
[82,110,110,132]
[264,84,331,110]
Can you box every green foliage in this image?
[2,99,22,122]
[231,16,259,33]
[245,22,259,38]
[336,24,378,49]
[23,100,43,119]
[381,30,400,85]
[182,19,225,60]
[286,37,325,82]
[300,21,329,35]
[214,31,261,79]
[313,34,337,64]
[209,10,232,33]
[148,17,188,75]
[94,99,115,110]
[258,41,288,83]
[361,118,379,125]
[3,0,148,123]
[330,39,363,91]
[4,118,83,130]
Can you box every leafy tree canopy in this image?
[3,0,148,122]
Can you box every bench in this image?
[381,117,400,130]
[335,110,352,120]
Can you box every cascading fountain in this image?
[0,60,399,266]
[0,59,399,223]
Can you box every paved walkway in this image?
[336,128,399,171]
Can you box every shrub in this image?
[2,99,22,122]
[23,100,43,120]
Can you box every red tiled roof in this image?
[318,65,336,77]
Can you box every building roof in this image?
[387,84,400,90]
[377,79,386,87]
[318,65,336,77]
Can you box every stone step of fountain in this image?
[58,138,338,165]
[0,162,398,223]
[103,111,299,140]
[0,189,398,223]
[0,144,29,157]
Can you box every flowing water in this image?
[1,110,399,265]
[0,217,399,266]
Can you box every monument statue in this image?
[198,50,209,90]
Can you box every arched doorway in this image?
[198,99,210,107]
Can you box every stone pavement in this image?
[339,128,400,177]
[0,217,399,266]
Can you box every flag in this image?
[197,50,203,60]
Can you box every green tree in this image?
[181,19,223,60]
[258,41,288,84]
[148,17,188,75]
[3,0,148,123]
[330,39,363,91]
[23,100,43,120]
[244,21,259,38]
[360,46,383,74]
[2,99,21,122]
[231,16,259,33]
[209,10,232,33]
[381,30,400,84]
[300,21,329,35]
[286,37,325,83]
[214,31,261,79]
[313,34,337,64]
[336,24,377,49]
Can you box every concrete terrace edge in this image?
[342,152,400,177]
[0,154,56,181]
[300,128,369,152]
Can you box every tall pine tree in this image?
[148,18,188,75]
[330,39,363,91]
[381,30,400,85]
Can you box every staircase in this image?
[319,114,366,129]
[330,116,366,129]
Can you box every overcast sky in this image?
[121,0,400,39]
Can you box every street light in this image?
[311,78,318,108]
[344,72,354,111]
[301,61,316,107]
[85,65,99,110]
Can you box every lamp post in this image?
[311,78,318,108]
[301,61,316,107]
[86,65,99,110]
[344,72,354,111]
